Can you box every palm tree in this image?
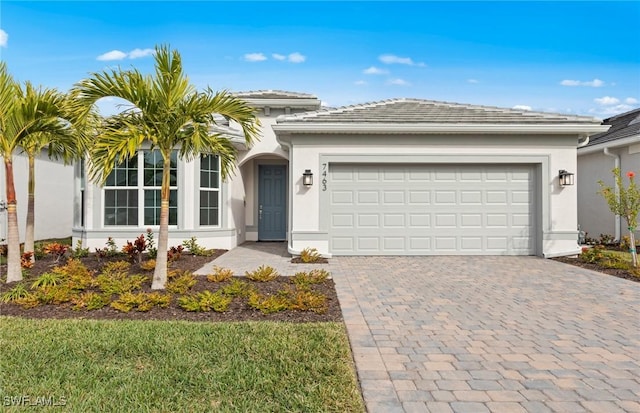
[19,87,92,262]
[74,45,260,289]
[0,63,86,282]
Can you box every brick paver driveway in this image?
[331,256,640,413]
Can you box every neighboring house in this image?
[73,91,608,258]
[0,150,74,243]
[577,108,640,241]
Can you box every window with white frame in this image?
[104,150,178,226]
[200,154,220,226]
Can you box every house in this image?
[73,91,608,257]
[577,108,640,242]
[0,150,74,243]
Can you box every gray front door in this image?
[258,165,287,240]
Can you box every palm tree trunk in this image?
[4,158,22,282]
[151,154,171,290]
[24,155,35,262]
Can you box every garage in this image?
[328,163,536,255]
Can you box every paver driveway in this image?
[331,256,640,413]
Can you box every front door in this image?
[258,165,286,240]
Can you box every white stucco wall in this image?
[0,151,74,244]
[578,144,640,241]
[283,134,580,257]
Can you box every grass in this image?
[0,317,364,412]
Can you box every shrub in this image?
[145,229,157,259]
[182,237,213,256]
[35,285,74,305]
[31,272,64,289]
[13,293,40,309]
[52,259,94,291]
[71,292,111,311]
[122,234,147,264]
[598,233,615,245]
[221,279,255,298]
[166,271,196,294]
[111,292,171,312]
[291,269,330,288]
[71,240,90,259]
[299,247,323,263]
[580,245,606,264]
[96,265,147,295]
[43,242,69,262]
[1,283,30,303]
[245,265,279,282]
[282,285,328,314]
[139,259,156,271]
[247,291,290,314]
[178,290,232,312]
[168,245,184,262]
[20,252,34,269]
[105,237,120,256]
[207,266,234,282]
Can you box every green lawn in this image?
[0,317,364,412]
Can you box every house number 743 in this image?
[321,163,327,191]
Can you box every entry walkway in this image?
[198,243,640,413]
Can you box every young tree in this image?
[0,63,86,282]
[74,45,260,289]
[598,168,640,267]
[19,86,91,262]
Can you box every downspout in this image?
[603,147,621,241]
[278,138,296,255]
[577,135,590,148]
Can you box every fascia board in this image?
[272,123,610,135]
[578,134,640,155]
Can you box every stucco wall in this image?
[0,152,74,243]
[284,134,579,257]
[578,145,640,240]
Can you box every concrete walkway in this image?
[198,243,640,413]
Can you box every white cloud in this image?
[467,79,479,84]
[354,80,367,86]
[560,78,605,87]
[594,96,620,105]
[129,48,154,59]
[513,105,532,111]
[590,104,634,116]
[97,50,128,61]
[0,29,7,47]
[625,97,639,104]
[244,52,267,62]
[387,78,410,86]
[272,53,286,61]
[288,52,306,63]
[363,66,388,75]
[379,54,425,66]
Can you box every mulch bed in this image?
[0,251,342,323]
[551,256,640,283]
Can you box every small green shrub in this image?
[101,260,131,276]
[31,272,64,289]
[220,279,255,297]
[207,266,234,282]
[53,259,94,291]
[299,247,323,263]
[71,240,90,258]
[72,292,111,311]
[1,283,30,303]
[246,265,279,282]
[111,292,171,312]
[96,271,147,295]
[139,259,156,271]
[181,237,213,256]
[291,269,330,288]
[166,272,197,294]
[35,285,75,305]
[13,293,40,309]
[580,245,607,263]
[248,291,290,314]
[178,290,232,312]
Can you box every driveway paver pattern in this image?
[199,244,640,413]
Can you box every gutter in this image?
[603,147,621,241]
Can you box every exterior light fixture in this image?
[302,169,313,187]
[559,170,574,186]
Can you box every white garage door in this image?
[328,164,536,255]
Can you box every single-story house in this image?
[73,91,609,257]
[0,151,74,244]
[577,108,640,241]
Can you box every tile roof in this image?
[584,108,640,147]
[276,98,603,125]
[233,90,317,99]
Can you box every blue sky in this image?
[1,1,639,117]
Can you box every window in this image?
[104,150,178,226]
[200,154,220,226]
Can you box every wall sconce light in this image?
[302,169,313,187]
[559,170,574,186]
